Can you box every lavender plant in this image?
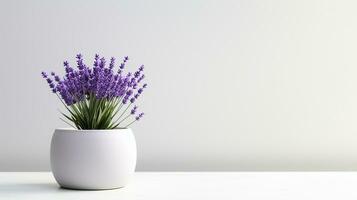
[41,54,146,130]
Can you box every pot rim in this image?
[55,128,131,132]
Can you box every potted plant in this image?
[41,54,147,190]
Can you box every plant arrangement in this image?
[41,54,146,130]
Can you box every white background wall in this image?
[1,0,357,171]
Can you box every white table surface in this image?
[1,172,357,199]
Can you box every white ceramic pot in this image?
[50,128,137,190]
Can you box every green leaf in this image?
[57,92,133,130]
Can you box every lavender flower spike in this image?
[131,106,138,115]
[109,57,115,69]
[41,72,48,78]
[119,56,129,69]
[76,54,86,70]
[136,112,144,121]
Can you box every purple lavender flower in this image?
[46,78,52,84]
[76,54,86,70]
[131,106,137,115]
[130,97,136,103]
[119,56,129,69]
[94,54,100,67]
[99,57,106,68]
[127,90,133,96]
[122,97,128,104]
[41,53,147,129]
[134,71,140,78]
[64,61,73,74]
[139,65,144,71]
[137,74,145,83]
[133,83,138,89]
[136,112,144,121]
[41,73,57,93]
[109,57,115,69]
[41,72,48,78]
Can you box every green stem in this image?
[117,114,132,126]
[117,103,132,121]
[59,118,77,129]
[125,119,137,128]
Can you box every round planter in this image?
[50,128,137,190]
